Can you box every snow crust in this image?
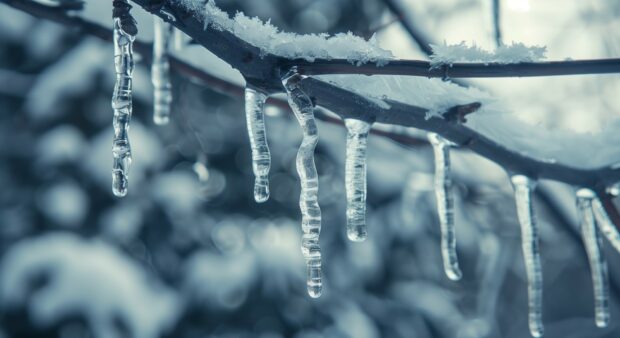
[0,233,180,338]
[430,42,547,66]
[176,0,393,64]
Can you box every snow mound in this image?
[0,233,180,338]
[430,41,546,66]
[176,0,393,64]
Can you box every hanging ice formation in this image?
[592,196,620,253]
[173,28,186,51]
[244,87,271,203]
[111,0,137,197]
[344,119,371,242]
[511,175,544,338]
[576,188,610,328]
[428,133,462,281]
[152,16,173,125]
[282,68,323,298]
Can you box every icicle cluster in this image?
[428,133,462,281]
[282,68,323,298]
[244,87,271,203]
[152,17,173,125]
[111,2,137,197]
[576,188,610,328]
[344,119,371,241]
[510,175,544,338]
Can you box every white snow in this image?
[430,41,547,66]
[316,74,494,119]
[176,0,393,64]
[38,181,89,228]
[0,233,180,338]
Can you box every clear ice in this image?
[244,87,271,203]
[428,133,462,281]
[282,68,322,298]
[511,175,543,337]
[152,16,173,125]
[344,118,371,242]
[576,188,610,328]
[111,17,136,197]
[592,196,620,254]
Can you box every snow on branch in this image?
[179,0,393,64]
[430,41,547,67]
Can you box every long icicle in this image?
[592,196,620,253]
[111,1,137,197]
[576,188,610,328]
[344,118,371,242]
[428,133,462,281]
[511,175,543,337]
[152,16,173,125]
[244,87,271,203]
[282,68,322,298]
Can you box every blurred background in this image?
[0,0,619,337]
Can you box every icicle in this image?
[244,87,271,203]
[282,68,322,298]
[111,2,137,197]
[592,197,620,253]
[428,133,462,281]
[344,118,371,242]
[152,16,173,125]
[576,189,610,328]
[510,175,543,337]
[173,28,186,51]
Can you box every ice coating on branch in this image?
[428,133,462,281]
[511,175,543,337]
[244,87,271,203]
[430,41,547,66]
[152,17,173,125]
[175,0,393,64]
[344,118,371,242]
[576,189,610,328]
[282,69,323,298]
[111,16,136,197]
[592,197,620,253]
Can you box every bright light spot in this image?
[507,0,530,12]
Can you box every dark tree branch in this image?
[286,58,620,78]
[492,0,502,47]
[4,0,620,195]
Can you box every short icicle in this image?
[511,175,544,337]
[592,196,620,253]
[111,0,137,197]
[282,68,322,298]
[244,86,271,203]
[344,118,371,242]
[428,133,462,281]
[576,188,610,328]
[152,16,173,125]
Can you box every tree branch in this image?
[5,0,620,192]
